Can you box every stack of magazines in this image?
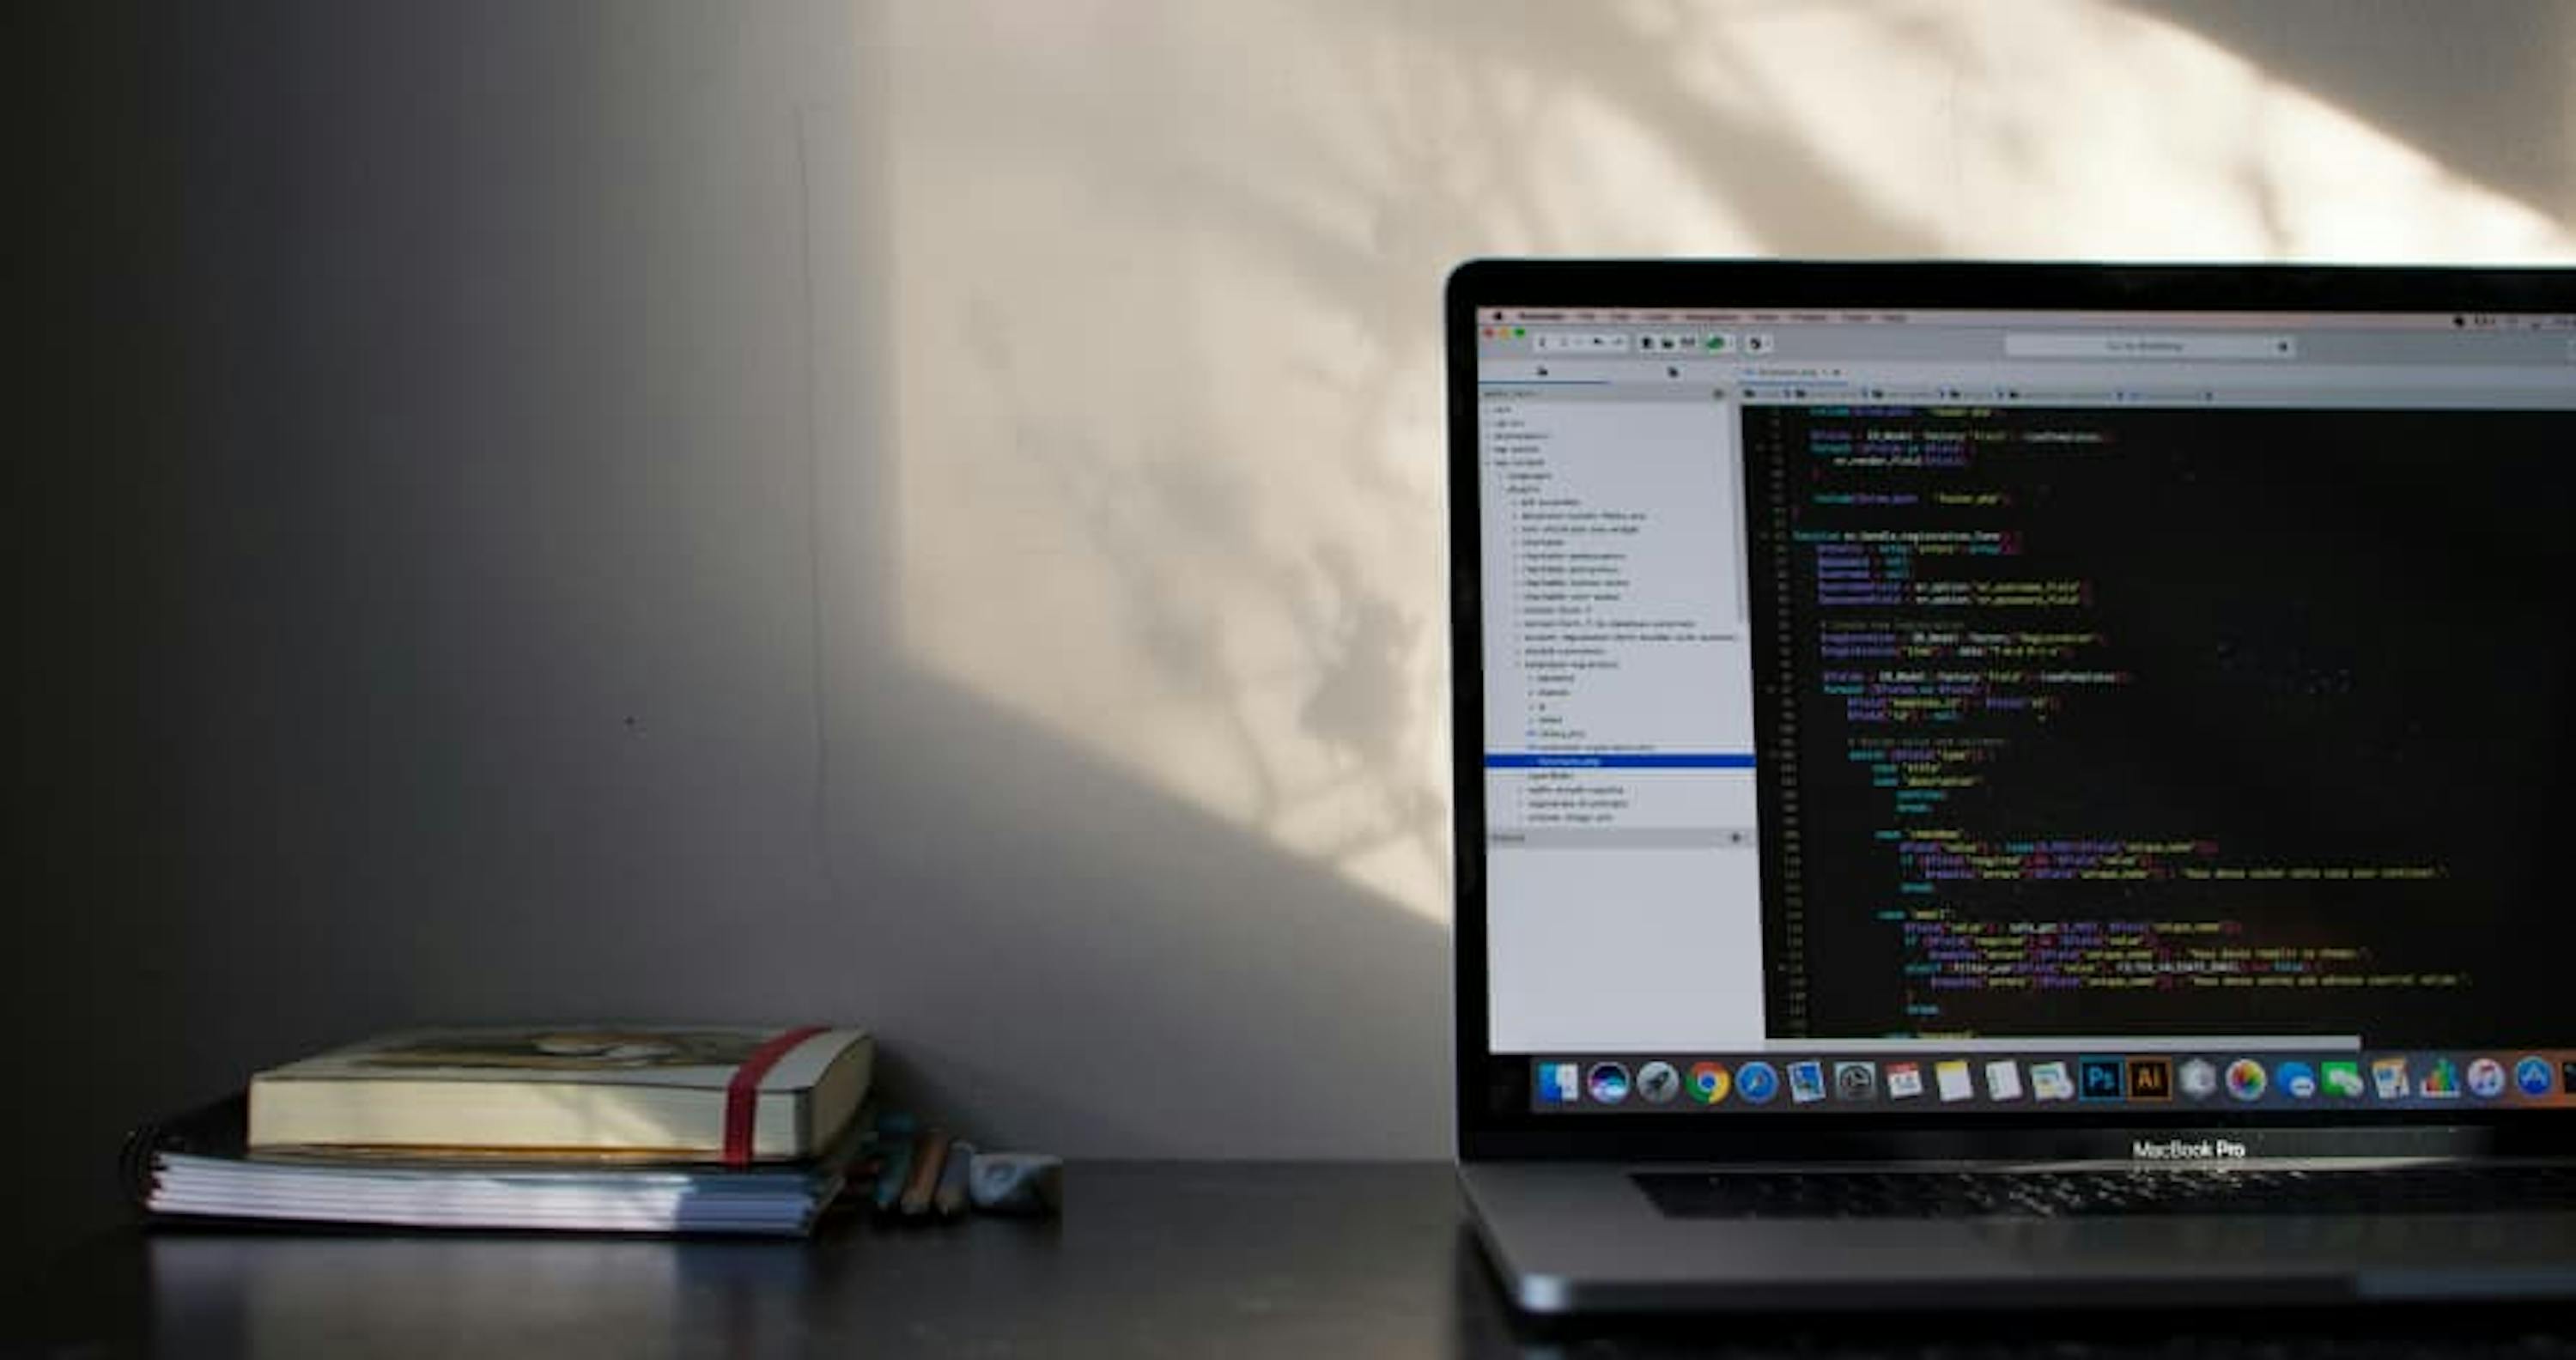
[124,1025,877,1237]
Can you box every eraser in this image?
[968,1151,1064,1216]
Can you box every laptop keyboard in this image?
[1637,1164,2576,1219]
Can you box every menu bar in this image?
[1477,307,2576,331]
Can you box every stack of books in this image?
[124,1025,876,1237]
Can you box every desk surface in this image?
[19,1162,2576,1358]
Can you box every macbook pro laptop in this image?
[1446,260,2576,1313]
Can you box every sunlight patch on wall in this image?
[1655,0,2575,259]
[878,0,2572,927]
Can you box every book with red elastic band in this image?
[246,1024,872,1164]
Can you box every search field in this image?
[2006,332,2298,361]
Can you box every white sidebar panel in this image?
[1479,383,1769,1050]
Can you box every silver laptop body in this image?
[1445,260,2576,1313]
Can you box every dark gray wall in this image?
[15,0,1448,1264]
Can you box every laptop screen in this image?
[1459,270,2576,1123]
